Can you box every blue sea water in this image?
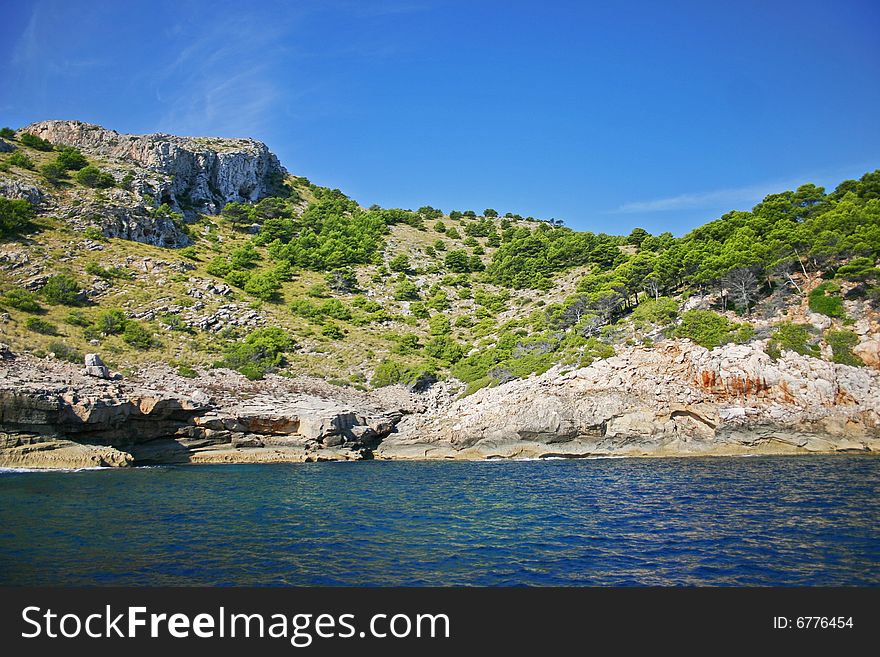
[0,456,878,586]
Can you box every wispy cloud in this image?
[611,179,802,214]
[148,14,298,138]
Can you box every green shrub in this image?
[672,310,754,349]
[64,309,92,327]
[75,166,114,188]
[8,151,34,169]
[217,326,297,379]
[177,364,199,378]
[307,284,330,298]
[391,332,422,354]
[425,288,450,311]
[445,249,472,273]
[766,322,819,360]
[26,317,58,335]
[409,301,430,318]
[428,313,451,336]
[424,335,465,363]
[321,323,345,339]
[82,226,106,241]
[96,308,128,335]
[230,242,260,269]
[473,289,511,313]
[19,133,53,151]
[85,261,132,280]
[325,267,358,293]
[0,197,35,236]
[1,287,41,312]
[161,313,190,332]
[370,359,427,388]
[388,254,410,272]
[39,162,66,184]
[808,282,846,318]
[48,341,82,363]
[41,274,81,305]
[825,330,864,366]
[225,269,251,288]
[206,256,233,278]
[244,272,281,301]
[56,147,88,171]
[122,321,158,349]
[579,338,615,367]
[0,127,15,139]
[393,279,420,301]
[631,296,678,327]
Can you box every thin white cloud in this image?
[148,14,297,137]
[612,181,794,214]
[611,163,876,215]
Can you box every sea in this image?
[0,455,878,586]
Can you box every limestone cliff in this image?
[21,120,287,215]
[377,339,880,459]
[1,338,878,468]
[0,348,401,468]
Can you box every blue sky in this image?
[1,0,878,235]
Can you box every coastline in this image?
[2,336,878,469]
[2,449,879,473]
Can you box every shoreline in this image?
[1,446,878,472]
[2,338,879,470]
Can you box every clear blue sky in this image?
[1,0,878,235]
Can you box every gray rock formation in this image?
[0,355,401,468]
[2,339,878,469]
[377,340,880,460]
[83,353,110,379]
[22,120,286,215]
[0,139,14,153]
[0,179,44,205]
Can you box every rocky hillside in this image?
[23,120,286,215]
[0,120,878,466]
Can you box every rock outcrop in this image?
[22,120,287,215]
[377,340,880,460]
[0,354,401,469]
[0,179,44,205]
[2,339,879,469]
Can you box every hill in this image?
[0,121,879,466]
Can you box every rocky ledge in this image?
[1,338,878,469]
[378,339,880,460]
[21,120,286,215]
[0,347,402,469]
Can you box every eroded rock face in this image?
[377,340,880,460]
[0,179,44,205]
[22,120,286,215]
[0,356,401,468]
[2,339,878,468]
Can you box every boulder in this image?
[854,338,880,369]
[83,353,110,379]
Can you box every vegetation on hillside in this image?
[0,126,877,389]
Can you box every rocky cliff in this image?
[377,339,880,459]
[0,346,401,468]
[21,120,286,215]
[1,337,878,468]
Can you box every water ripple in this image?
[0,456,878,586]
